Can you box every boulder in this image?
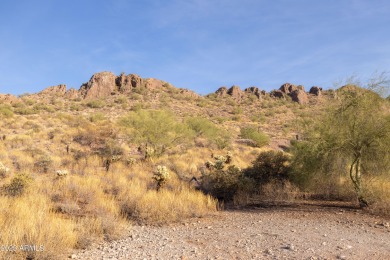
[244,87,261,99]
[79,72,117,99]
[279,83,298,94]
[309,86,322,96]
[290,89,309,104]
[270,90,285,99]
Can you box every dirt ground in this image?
[72,202,390,260]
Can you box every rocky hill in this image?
[1,71,331,105]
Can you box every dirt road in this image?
[73,203,390,259]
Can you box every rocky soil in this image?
[72,203,390,260]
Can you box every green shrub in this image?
[244,150,291,186]
[186,117,231,149]
[240,127,269,147]
[186,117,230,148]
[202,165,243,201]
[232,106,243,115]
[119,109,193,157]
[89,113,106,122]
[14,106,36,115]
[0,105,14,118]
[200,152,250,201]
[86,100,105,108]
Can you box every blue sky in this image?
[0,0,389,95]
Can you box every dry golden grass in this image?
[364,175,390,215]
[0,194,77,259]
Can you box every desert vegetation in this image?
[0,72,389,259]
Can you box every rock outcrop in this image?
[309,86,322,96]
[227,86,243,100]
[290,89,309,104]
[244,87,264,99]
[79,72,117,99]
[273,83,309,103]
[39,84,67,96]
[270,90,285,99]
[78,72,171,99]
[215,87,228,97]
[116,73,143,93]
[279,83,298,94]
[144,78,163,90]
[179,89,200,99]
[65,88,80,99]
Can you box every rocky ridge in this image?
[1,71,326,104]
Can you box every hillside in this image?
[0,71,334,145]
[0,72,389,259]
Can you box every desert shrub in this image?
[33,103,55,113]
[244,150,291,186]
[34,155,53,173]
[231,115,241,121]
[240,127,270,147]
[0,105,14,118]
[3,173,33,196]
[89,112,106,122]
[86,99,105,108]
[14,106,36,115]
[232,106,243,115]
[115,96,128,104]
[186,117,231,149]
[70,103,82,111]
[200,152,250,201]
[202,165,244,201]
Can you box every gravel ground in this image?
[72,203,390,260]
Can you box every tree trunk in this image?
[349,157,368,208]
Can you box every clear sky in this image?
[0,0,389,96]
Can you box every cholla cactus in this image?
[214,158,225,170]
[125,157,137,166]
[214,155,227,162]
[0,162,10,178]
[226,151,233,164]
[145,146,155,159]
[56,170,68,177]
[205,160,215,169]
[152,165,170,190]
[111,155,122,162]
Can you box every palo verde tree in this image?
[119,109,193,158]
[292,74,390,207]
